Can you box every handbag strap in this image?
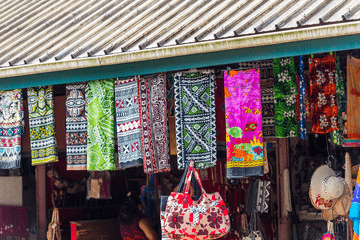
[184,162,206,194]
[177,163,189,193]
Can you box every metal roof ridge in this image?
[0,20,360,79]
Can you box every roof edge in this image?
[1,21,360,79]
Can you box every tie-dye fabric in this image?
[273,57,297,138]
[174,71,217,169]
[138,74,170,173]
[66,83,88,170]
[225,69,263,178]
[87,79,116,171]
[309,55,338,134]
[350,167,360,239]
[299,56,307,139]
[333,55,345,145]
[0,89,24,169]
[28,86,58,165]
[115,78,143,169]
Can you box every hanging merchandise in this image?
[345,56,360,146]
[174,71,217,169]
[28,86,58,165]
[309,55,338,134]
[65,83,88,170]
[261,85,275,138]
[87,79,116,171]
[256,180,271,214]
[114,78,143,169]
[86,171,112,200]
[273,57,297,137]
[321,221,335,240]
[224,69,264,179]
[333,56,346,145]
[0,89,24,169]
[299,56,307,139]
[47,208,61,240]
[349,166,360,239]
[138,74,170,173]
[163,160,230,239]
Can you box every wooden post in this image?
[277,138,291,239]
[36,165,47,240]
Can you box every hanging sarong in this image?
[66,83,88,170]
[261,85,275,137]
[28,86,58,165]
[350,167,360,240]
[346,56,360,140]
[299,56,307,139]
[0,89,23,169]
[225,69,263,178]
[273,57,297,137]
[174,71,216,169]
[115,78,143,169]
[138,74,170,173]
[309,55,338,134]
[167,73,175,117]
[333,56,345,145]
[87,79,116,171]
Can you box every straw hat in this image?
[309,165,345,210]
[321,182,352,221]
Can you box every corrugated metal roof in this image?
[0,0,360,69]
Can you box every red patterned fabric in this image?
[120,216,148,240]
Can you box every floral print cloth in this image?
[174,71,217,169]
[299,56,307,139]
[28,86,58,165]
[273,57,297,137]
[163,167,230,239]
[87,79,116,171]
[309,55,338,134]
[333,55,345,145]
[0,89,24,169]
[225,69,264,179]
[346,56,360,140]
[138,74,170,173]
[115,78,143,169]
[66,83,88,170]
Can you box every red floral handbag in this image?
[163,161,230,239]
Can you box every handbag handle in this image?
[184,161,206,194]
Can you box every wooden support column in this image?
[36,164,47,240]
[277,138,291,239]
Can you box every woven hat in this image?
[321,182,352,221]
[309,165,345,210]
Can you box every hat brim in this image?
[321,182,351,221]
[309,165,339,210]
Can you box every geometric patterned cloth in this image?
[299,56,307,139]
[0,89,24,169]
[174,71,217,169]
[273,57,298,138]
[225,69,264,178]
[261,86,275,137]
[115,78,143,169]
[87,79,116,171]
[138,74,170,173]
[66,83,88,170]
[309,55,338,134]
[28,86,58,165]
[333,55,345,145]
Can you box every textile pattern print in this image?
[66,83,88,170]
[28,86,58,165]
[273,57,297,138]
[349,167,360,240]
[174,71,217,169]
[0,89,24,169]
[333,55,345,145]
[309,55,338,134]
[225,69,264,179]
[299,56,307,139]
[138,74,170,173]
[87,79,116,171]
[261,86,275,137]
[115,78,143,169]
